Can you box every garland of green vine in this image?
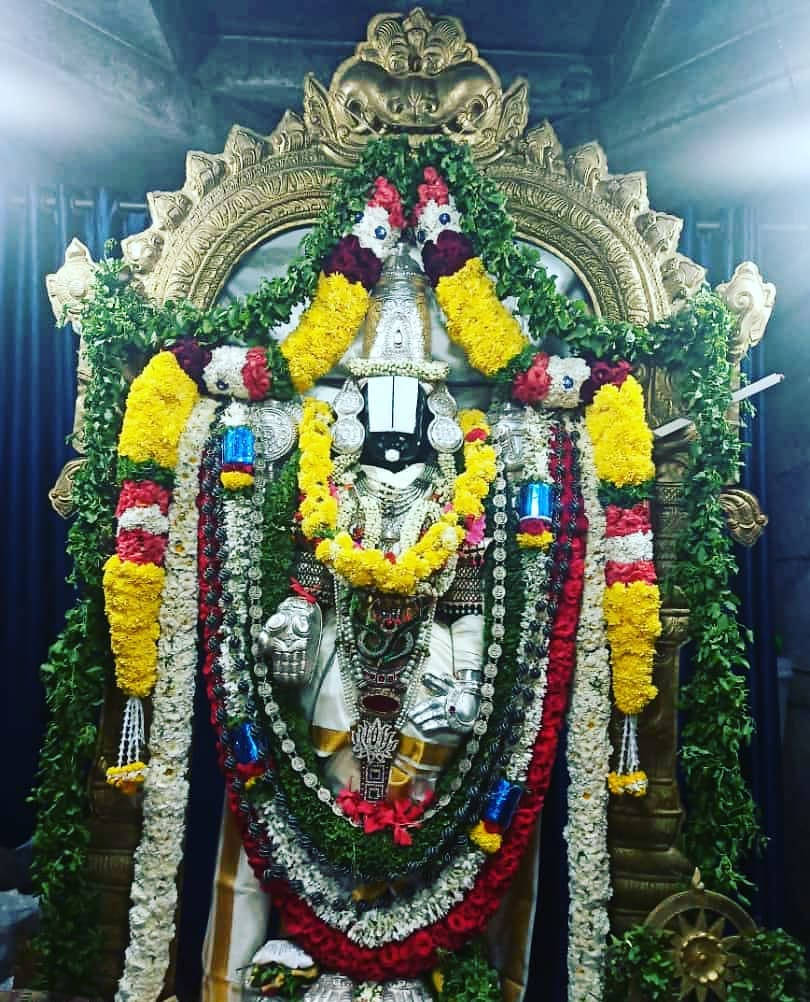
[29,136,796,990]
[650,295,765,898]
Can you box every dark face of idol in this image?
[359,375,432,471]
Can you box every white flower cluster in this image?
[604,530,653,564]
[543,356,592,409]
[523,406,553,482]
[414,196,462,246]
[220,490,253,719]
[352,205,401,261]
[203,346,252,399]
[116,503,169,535]
[563,415,612,1002]
[116,398,218,1002]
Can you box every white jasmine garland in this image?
[604,530,653,564]
[563,415,612,1002]
[505,548,551,783]
[351,205,401,260]
[523,407,553,482]
[203,346,252,398]
[544,356,591,409]
[222,399,251,426]
[220,489,254,720]
[116,397,217,1002]
[414,196,462,245]
[116,504,169,535]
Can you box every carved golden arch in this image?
[46,7,776,996]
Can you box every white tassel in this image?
[117,695,145,768]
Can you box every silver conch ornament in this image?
[257,596,323,686]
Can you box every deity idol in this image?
[101,165,660,1002]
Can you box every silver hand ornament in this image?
[257,596,323,686]
[410,666,481,735]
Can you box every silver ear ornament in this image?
[331,378,366,456]
[426,383,463,454]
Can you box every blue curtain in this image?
[679,207,784,927]
[0,188,146,849]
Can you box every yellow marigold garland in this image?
[602,580,661,714]
[221,470,255,491]
[516,531,553,550]
[434,257,528,377]
[102,555,165,698]
[584,375,655,487]
[469,820,502,854]
[280,272,370,392]
[585,375,660,796]
[117,351,199,469]
[300,404,495,594]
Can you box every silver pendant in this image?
[333,378,364,416]
[256,403,297,462]
[382,981,434,1002]
[352,718,399,764]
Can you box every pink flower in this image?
[464,514,486,546]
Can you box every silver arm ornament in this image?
[257,596,323,686]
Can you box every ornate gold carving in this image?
[566,141,607,190]
[636,211,683,262]
[48,457,85,519]
[715,261,776,362]
[661,253,707,303]
[718,487,769,547]
[629,869,758,1002]
[298,7,527,161]
[45,237,96,328]
[596,171,649,220]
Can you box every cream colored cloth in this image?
[201,802,271,1002]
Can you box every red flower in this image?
[512,352,552,405]
[115,528,167,565]
[368,176,407,230]
[605,501,651,537]
[605,560,657,586]
[465,427,487,443]
[323,234,383,291]
[412,166,451,223]
[241,346,271,401]
[580,358,633,404]
[421,230,474,286]
[116,479,170,517]
[170,337,212,385]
